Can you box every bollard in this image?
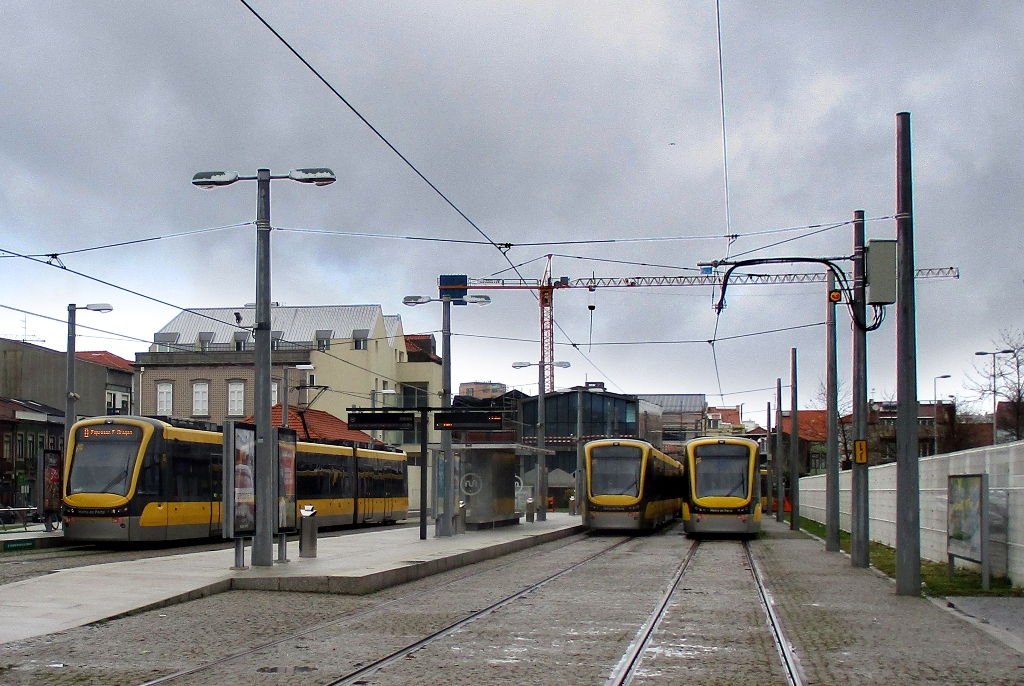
[526,497,535,523]
[569,495,577,516]
[299,505,318,558]
[457,500,467,534]
[276,532,289,564]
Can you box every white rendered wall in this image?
[800,440,1024,584]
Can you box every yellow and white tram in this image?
[682,436,761,536]
[584,439,684,531]
[62,416,407,543]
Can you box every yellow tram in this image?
[584,439,684,531]
[62,416,407,543]
[681,436,761,536]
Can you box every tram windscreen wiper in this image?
[98,468,129,494]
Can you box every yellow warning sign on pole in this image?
[854,439,868,464]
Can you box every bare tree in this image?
[967,328,1024,441]
[813,377,854,464]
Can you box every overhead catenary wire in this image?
[453,321,825,346]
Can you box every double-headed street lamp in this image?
[932,374,951,455]
[511,359,570,521]
[193,167,335,567]
[975,349,1014,445]
[403,291,490,537]
[66,303,113,444]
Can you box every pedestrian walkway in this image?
[0,525,64,552]
[0,514,583,646]
[755,518,1024,682]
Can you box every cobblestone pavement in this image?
[753,525,1024,685]
[0,532,624,686]
[629,538,787,685]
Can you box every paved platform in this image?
[0,513,583,646]
[0,526,64,552]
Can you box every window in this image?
[590,445,642,497]
[192,382,209,416]
[353,338,367,350]
[228,382,245,416]
[272,382,278,406]
[157,382,173,415]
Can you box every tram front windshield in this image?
[692,443,750,499]
[67,425,143,496]
[590,445,643,497]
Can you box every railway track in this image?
[606,538,805,686]
[134,532,628,686]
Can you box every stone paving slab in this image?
[0,514,582,646]
[756,519,1024,684]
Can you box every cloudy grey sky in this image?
[0,1,1020,424]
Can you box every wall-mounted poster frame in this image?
[947,473,989,590]
[222,421,257,539]
[275,427,297,533]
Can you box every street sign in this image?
[434,411,504,431]
[347,412,417,431]
[854,439,868,464]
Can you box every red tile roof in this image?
[780,410,829,442]
[77,350,135,373]
[245,405,374,444]
[708,406,742,426]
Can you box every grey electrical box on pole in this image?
[865,239,897,305]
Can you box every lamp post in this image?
[193,167,335,567]
[975,350,1013,445]
[403,292,490,536]
[512,359,570,521]
[66,303,113,445]
[932,374,951,455]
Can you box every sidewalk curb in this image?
[930,597,1024,657]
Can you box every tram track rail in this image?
[134,532,628,686]
[606,538,806,686]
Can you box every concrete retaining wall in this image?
[800,440,1024,585]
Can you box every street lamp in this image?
[975,349,1014,445]
[66,303,113,445]
[194,167,335,567]
[403,291,490,536]
[512,359,570,521]
[932,374,951,455]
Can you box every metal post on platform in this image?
[826,272,840,552]
[420,407,429,540]
[851,209,870,568]
[895,111,921,596]
[766,401,774,516]
[790,348,799,531]
[233,537,246,569]
[776,378,784,522]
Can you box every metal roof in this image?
[383,315,402,346]
[154,305,391,346]
[638,394,707,413]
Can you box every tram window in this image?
[137,454,161,495]
[171,442,212,499]
[590,445,642,497]
[67,426,143,496]
[692,444,750,499]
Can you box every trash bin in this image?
[456,500,467,534]
[299,505,317,558]
[526,497,535,523]
[569,495,577,516]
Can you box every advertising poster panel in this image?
[277,427,297,532]
[222,421,257,538]
[948,474,984,562]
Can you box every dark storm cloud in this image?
[0,1,1020,419]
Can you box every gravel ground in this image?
[753,524,1024,684]
[629,538,788,685]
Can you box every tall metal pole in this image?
[282,366,289,428]
[776,378,784,522]
[420,407,428,540]
[253,168,274,567]
[895,111,921,595]
[851,210,870,568]
[576,387,584,519]
[766,401,774,516]
[992,356,999,445]
[65,305,77,448]
[790,348,800,531]
[438,296,454,536]
[826,272,840,552]
[537,362,547,521]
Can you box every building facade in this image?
[135,305,442,463]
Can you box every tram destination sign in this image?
[346,412,417,431]
[434,411,504,431]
